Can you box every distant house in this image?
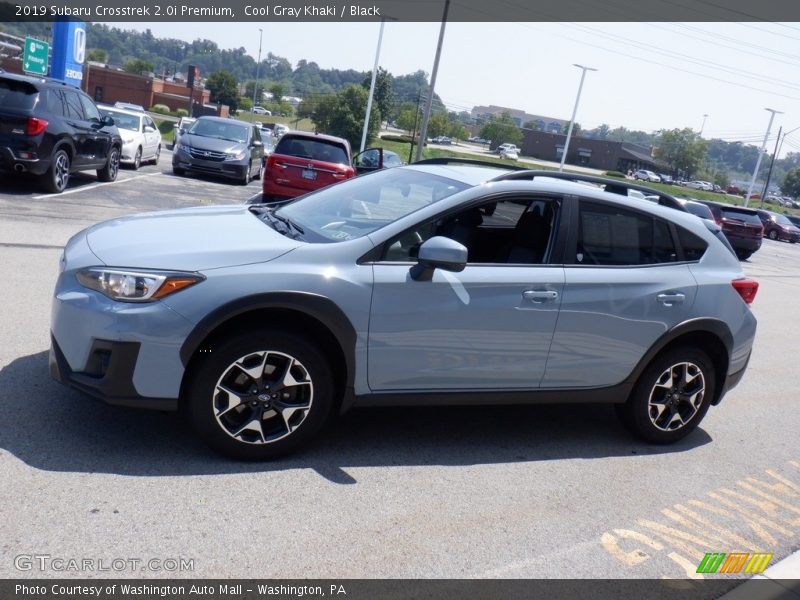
[470,104,567,133]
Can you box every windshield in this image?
[188,119,249,143]
[275,168,469,243]
[0,79,38,110]
[773,214,793,225]
[684,202,713,220]
[721,209,761,225]
[102,109,140,132]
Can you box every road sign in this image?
[23,37,49,76]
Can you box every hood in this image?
[85,205,301,271]
[180,132,246,153]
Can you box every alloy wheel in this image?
[647,361,705,432]
[54,152,69,191]
[212,350,313,444]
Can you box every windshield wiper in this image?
[262,209,304,239]
[272,210,305,235]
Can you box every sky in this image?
[118,21,800,155]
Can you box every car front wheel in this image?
[186,329,335,460]
[616,347,715,444]
[767,230,778,240]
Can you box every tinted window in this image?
[79,94,101,121]
[683,202,714,220]
[63,91,84,120]
[45,90,67,117]
[720,208,761,226]
[275,135,349,164]
[676,226,708,261]
[0,78,39,110]
[577,202,677,265]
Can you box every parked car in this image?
[172,116,265,185]
[252,106,271,115]
[431,136,452,145]
[686,181,714,191]
[677,198,716,226]
[786,215,800,228]
[496,143,519,155]
[261,131,354,202]
[500,147,519,160]
[0,72,121,193]
[273,124,289,139]
[634,170,661,183]
[98,104,161,169]
[352,147,403,174]
[696,200,763,260]
[51,160,758,459]
[659,174,674,184]
[755,209,800,243]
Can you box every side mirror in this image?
[410,236,468,281]
[179,127,187,135]
[353,148,384,173]
[252,140,263,147]
[144,125,155,133]
[101,115,115,127]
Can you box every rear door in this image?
[61,90,93,168]
[542,200,697,388]
[78,93,111,166]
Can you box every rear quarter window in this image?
[0,79,39,110]
[675,226,708,261]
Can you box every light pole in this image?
[699,113,709,137]
[415,0,450,162]
[559,64,597,172]
[744,108,783,208]
[760,124,800,207]
[360,17,386,154]
[251,28,263,118]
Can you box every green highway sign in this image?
[23,37,49,76]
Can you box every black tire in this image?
[254,159,263,180]
[97,146,120,182]
[132,147,142,170]
[42,149,70,193]
[186,329,335,460]
[768,230,778,240]
[152,145,161,166]
[615,347,715,444]
[173,166,185,176]
[239,161,252,185]
[736,250,752,261]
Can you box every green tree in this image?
[589,123,611,139]
[310,85,380,150]
[394,104,418,133]
[427,112,451,138]
[245,80,267,105]
[123,59,154,74]
[238,97,253,112]
[479,112,522,147]
[654,128,708,179]
[206,70,240,112]
[448,122,469,141]
[268,82,287,104]
[86,48,107,63]
[362,67,394,122]
[783,168,800,198]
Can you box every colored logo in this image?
[697,552,773,574]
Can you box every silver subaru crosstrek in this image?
[50,161,758,459]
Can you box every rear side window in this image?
[0,78,39,110]
[576,202,677,265]
[275,136,349,164]
[45,90,67,117]
[62,91,84,120]
[675,226,708,261]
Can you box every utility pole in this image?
[699,113,709,137]
[559,64,597,172]
[251,28,263,118]
[744,108,782,208]
[360,17,386,153]
[414,0,450,162]
[409,90,424,164]
[759,126,782,209]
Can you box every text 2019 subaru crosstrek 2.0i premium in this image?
[50,162,759,459]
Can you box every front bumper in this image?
[172,150,247,180]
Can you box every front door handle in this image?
[656,293,686,306]
[523,290,558,302]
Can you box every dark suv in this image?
[696,200,763,260]
[0,72,122,193]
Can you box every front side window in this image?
[79,94,101,121]
[274,169,468,243]
[576,202,677,266]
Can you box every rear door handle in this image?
[523,290,559,302]
[656,293,685,305]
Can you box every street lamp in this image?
[699,113,709,137]
[251,28,263,118]
[360,17,387,154]
[744,108,783,208]
[559,64,597,172]
[759,124,800,207]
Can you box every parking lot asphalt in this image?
[0,165,798,587]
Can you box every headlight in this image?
[175,143,188,155]
[76,268,204,302]
[122,136,135,145]
[226,149,247,160]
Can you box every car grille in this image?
[188,148,226,162]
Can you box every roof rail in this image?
[413,157,528,171]
[492,169,687,211]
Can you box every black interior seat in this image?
[498,206,550,264]
[438,207,483,250]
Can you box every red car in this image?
[697,200,763,261]
[262,132,355,202]
[756,209,800,243]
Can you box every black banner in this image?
[2,0,800,22]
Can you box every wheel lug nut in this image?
[282,392,290,399]
[272,393,278,399]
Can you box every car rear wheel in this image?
[42,149,70,193]
[186,329,335,460]
[152,145,161,166]
[133,147,142,170]
[735,249,752,261]
[616,347,715,444]
[767,230,778,240]
[97,146,120,182]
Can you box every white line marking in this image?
[33,172,165,200]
